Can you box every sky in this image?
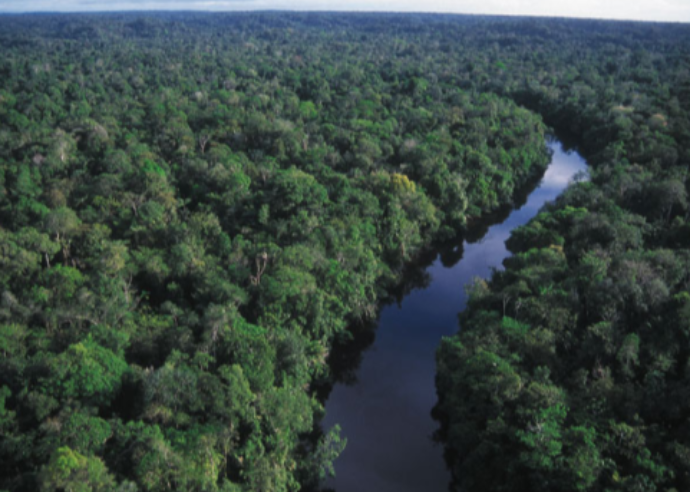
[0,0,689,23]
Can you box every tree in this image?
[43,207,81,264]
[39,446,116,492]
[43,339,128,406]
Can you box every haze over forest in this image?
[1,0,690,23]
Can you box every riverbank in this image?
[320,141,587,492]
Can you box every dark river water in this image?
[319,140,588,492]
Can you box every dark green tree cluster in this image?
[0,13,551,491]
[436,17,690,492]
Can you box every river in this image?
[319,139,588,492]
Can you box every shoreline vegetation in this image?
[0,12,687,492]
[0,13,551,492]
[434,17,690,492]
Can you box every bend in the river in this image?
[319,139,589,492]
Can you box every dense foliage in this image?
[0,13,554,491]
[435,16,690,492]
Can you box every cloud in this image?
[0,0,258,11]
[75,0,256,4]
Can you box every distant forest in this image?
[0,12,688,492]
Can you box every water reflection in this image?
[318,141,588,492]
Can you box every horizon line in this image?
[0,9,688,25]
